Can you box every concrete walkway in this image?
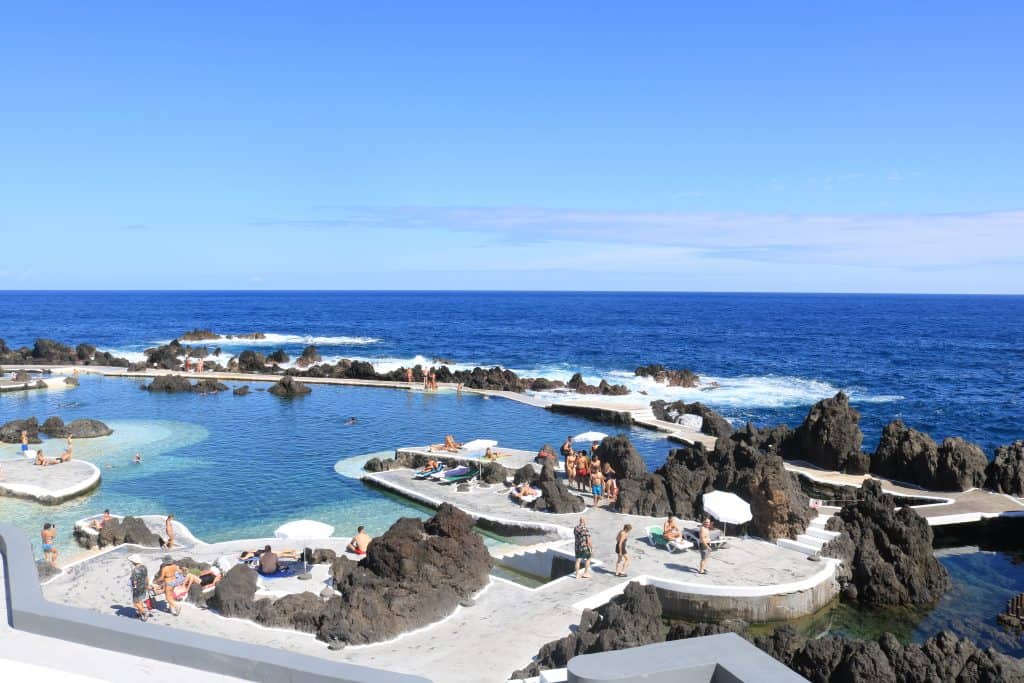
[0,457,101,504]
[785,460,1024,525]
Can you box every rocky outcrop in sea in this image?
[141,375,229,393]
[788,391,869,473]
[0,338,129,366]
[985,440,1024,496]
[823,480,950,607]
[634,364,700,387]
[870,420,988,491]
[649,399,733,438]
[268,375,311,396]
[2,416,112,442]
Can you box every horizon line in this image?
[1,289,1023,297]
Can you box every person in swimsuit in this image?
[565,451,577,488]
[575,453,590,492]
[21,430,29,453]
[590,469,605,507]
[89,510,113,530]
[157,557,188,615]
[560,436,574,459]
[41,523,58,566]
[165,514,175,549]
[35,450,48,466]
[346,527,372,555]
[699,518,713,575]
[614,524,632,577]
[663,516,682,542]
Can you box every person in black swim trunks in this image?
[614,524,632,577]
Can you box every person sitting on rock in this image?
[89,510,113,530]
[345,527,372,555]
[663,516,682,542]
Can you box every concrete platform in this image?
[397,445,547,473]
[0,457,101,504]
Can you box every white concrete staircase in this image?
[776,513,840,558]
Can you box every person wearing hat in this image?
[127,555,152,621]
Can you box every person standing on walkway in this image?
[565,450,577,489]
[128,555,152,621]
[165,514,176,549]
[698,517,712,575]
[614,524,632,577]
[41,523,58,566]
[574,517,592,579]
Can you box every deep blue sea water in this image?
[2,291,1022,451]
[2,291,1023,656]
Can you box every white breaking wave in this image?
[151,333,381,347]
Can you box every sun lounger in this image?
[414,464,446,479]
[683,528,728,550]
[646,525,686,553]
[440,468,478,485]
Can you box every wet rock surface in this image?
[268,375,311,396]
[634,364,700,387]
[986,440,1024,496]
[823,480,950,607]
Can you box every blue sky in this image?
[1,3,1022,292]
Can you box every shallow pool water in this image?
[0,375,670,558]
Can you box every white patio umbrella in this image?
[460,438,498,452]
[274,519,335,580]
[701,491,752,536]
[274,519,335,540]
[572,431,608,444]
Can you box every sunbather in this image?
[663,516,682,542]
[346,526,372,555]
[511,482,539,501]
[239,547,300,561]
[428,435,462,453]
[418,459,440,473]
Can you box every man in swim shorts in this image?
[41,523,58,566]
[346,526,372,555]
[590,469,604,508]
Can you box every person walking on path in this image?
[574,517,592,579]
[614,524,632,577]
[698,518,712,575]
[128,555,152,621]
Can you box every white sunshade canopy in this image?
[274,519,335,540]
[702,491,753,526]
[460,438,498,451]
[573,431,609,443]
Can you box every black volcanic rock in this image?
[180,329,221,341]
[268,375,311,397]
[788,392,869,473]
[31,338,76,363]
[144,341,184,370]
[237,350,268,373]
[871,420,988,491]
[296,345,322,368]
[511,583,664,679]
[656,425,814,540]
[96,516,162,549]
[232,385,250,396]
[208,564,260,619]
[65,418,113,438]
[528,460,585,513]
[597,435,672,517]
[255,592,325,633]
[650,399,733,438]
[480,461,509,484]
[987,440,1024,496]
[822,480,950,607]
[755,626,1024,683]
[0,417,40,444]
[267,349,289,364]
[143,375,194,393]
[598,435,649,480]
[192,379,229,394]
[317,504,491,645]
[634,364,700,387]
[40,416,67,437]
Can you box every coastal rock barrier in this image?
[0,338,130,367]
[1,416,113,443]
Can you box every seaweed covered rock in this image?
[871,420,988,491]
[656,425,814,540]
[0,417,41,444]
[822,480,950,607]
[511,583,664,679]
[986,440,1024,496]
[650,399,733,438]
[317,504,491,645]
[788,392,869,473]
[268,375,311,397]
[755,626,1024,683]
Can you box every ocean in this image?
[1,291,1023,656]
